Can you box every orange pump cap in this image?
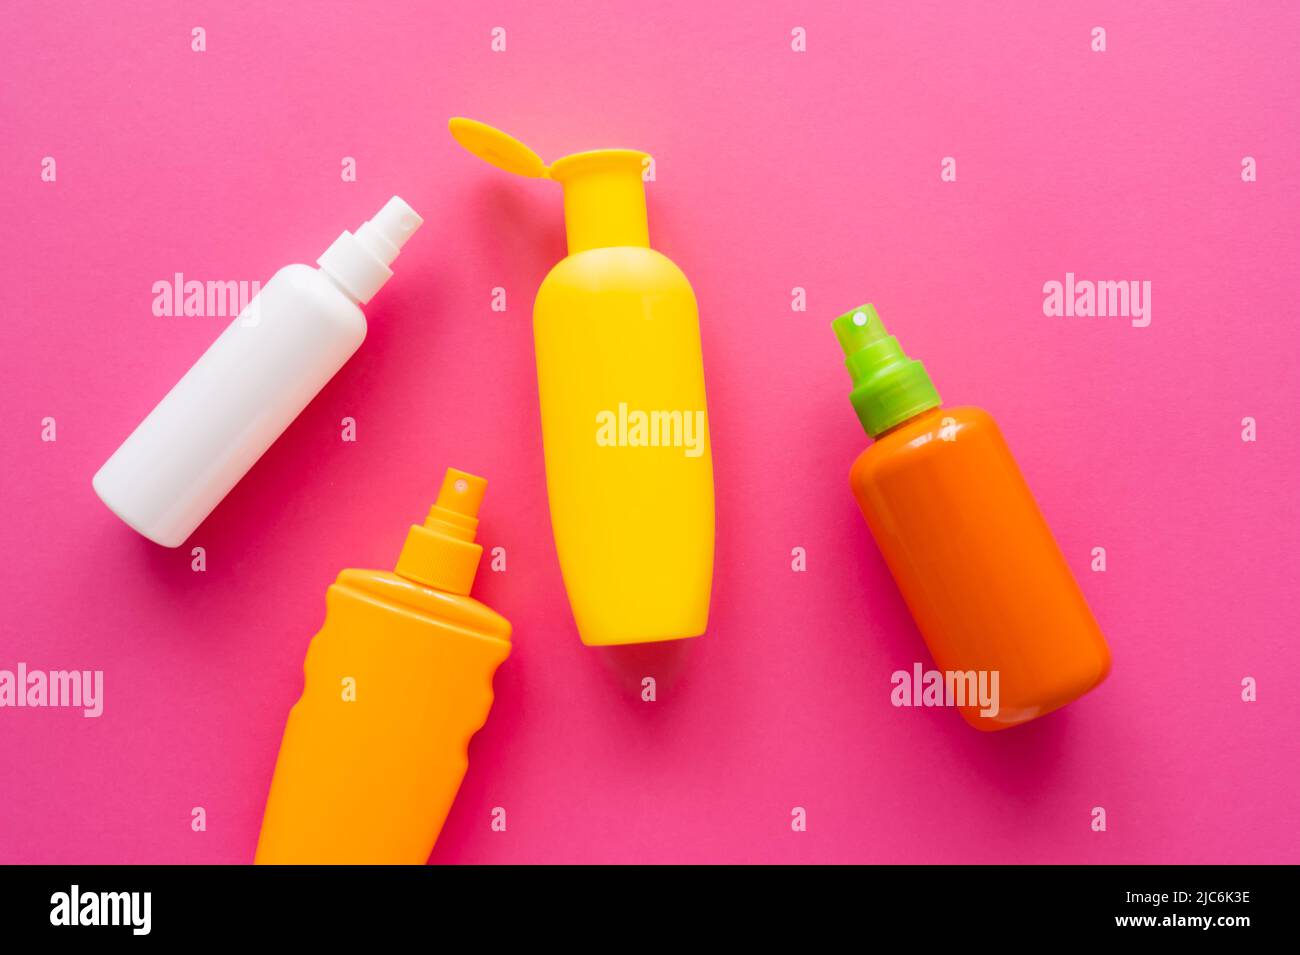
[394,468,487,594]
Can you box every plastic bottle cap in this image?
[394,468,488,595]
[448,118,548,178]
[448,117,651,255]
[832,304,941,438]
[317,196,424,304]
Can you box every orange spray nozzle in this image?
[428,468,487,540]
[394,468,488,594]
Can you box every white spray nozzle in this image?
[356,195,423,265]
[318,195,424,304]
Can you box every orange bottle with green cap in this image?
[448,118,714,647]
[255,468,510,864]
[834,304,1110,730]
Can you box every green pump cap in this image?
[832,304,941,437]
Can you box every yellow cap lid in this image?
[394,468,487,595]
[448,117,651,255]
[448,117,547,179]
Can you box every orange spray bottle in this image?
[835,305,1110,730]
[255,468,510,863]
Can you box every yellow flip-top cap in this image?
[449,117,652,254]
[448,118,548,178]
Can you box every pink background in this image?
[2,1,1297,864]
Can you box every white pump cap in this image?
[317,196,424,303]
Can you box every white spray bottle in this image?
[93,196,423,547]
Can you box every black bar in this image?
[0,864,1284,941]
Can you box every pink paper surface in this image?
[2,1,1297,864]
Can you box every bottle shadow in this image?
[589,637,696,703]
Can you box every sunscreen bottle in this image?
[255,468,510,864]
[834,304,1110,730]
[448,118,713,646]
[93,197,423,547]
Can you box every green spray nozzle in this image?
[832,304,941,438]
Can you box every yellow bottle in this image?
[449,118,714,646]
[255,468,510,864]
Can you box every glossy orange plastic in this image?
[850,406,1110,730]
[255,469,510,863]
